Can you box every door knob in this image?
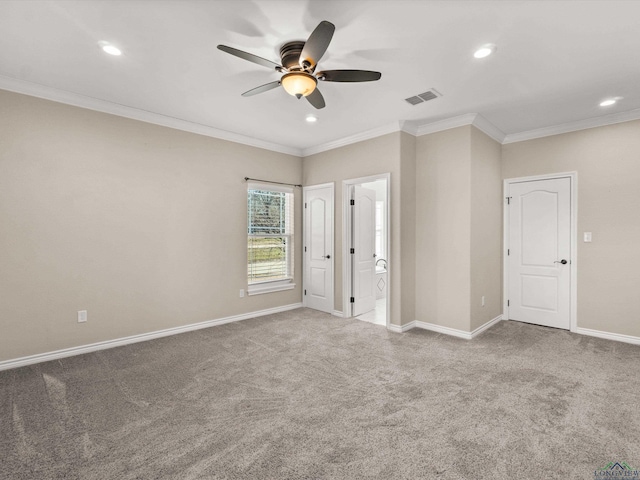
[324,255,331,259]
[554,259,568,264]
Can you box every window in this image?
[247,183,295,295]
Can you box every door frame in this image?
[502,171,578,332]
[303,182,335,312]
[342,173,391,327]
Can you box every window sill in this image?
[247,280,296,296]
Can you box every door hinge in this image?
[507,300,510,307]
[507,249,510,256]
[506,196,512,205]
[350,248,355,254]
[350,297,355,303]
[350,199,355,206]
[305,202,307,208]
[304,246,307,252]
[304,289,307,295]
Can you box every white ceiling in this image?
[1,0,639,155]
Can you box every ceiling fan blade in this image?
[217,45,282,70]
[306,88,326,109]
[241,81,281,97]
[317,70,382,82]
[299,21,335,69]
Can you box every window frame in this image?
[246,183,295,296]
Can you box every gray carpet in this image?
[1,308,639,479]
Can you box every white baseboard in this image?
[470,315,503,338]
[405,315,503,340]
[575,327,640,346]
[332,310,344,318]
[414,321,474,340]
[387,321,416,333]
[0,303,303,372]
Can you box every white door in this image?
[352,185,376,316]
[507,177,571,329]
[304,184,334,313]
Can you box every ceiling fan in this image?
[217,21,382,109]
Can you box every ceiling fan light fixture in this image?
[281,72,317,98]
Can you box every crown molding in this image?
[5,74,638,155]
[0,75,302,157]
[302,108,640,154]
[399,120,419,136]
[412,113,507,144]
[503,108,640,144]
[301,121,402,157]
[472,114,507,143]
[414,113,478,136]
[273,113,505,158]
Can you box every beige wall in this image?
[470,127,503,330]
[414,126,503,333]
[415,126,472,331]
[0,90,303,362]
[4,86,638,364]
[502,120,640,338]
[399,132,416,323]
[303,133,408,325]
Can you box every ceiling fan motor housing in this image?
[280,41,307,71]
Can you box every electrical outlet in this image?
[481,296,485,307]
[78,310,87,323]
[239,289,245,298]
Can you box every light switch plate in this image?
[584,232,592,242]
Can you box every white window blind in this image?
[247,183,294,286]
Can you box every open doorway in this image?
[343,174,390,327]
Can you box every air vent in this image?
[405,96,423,106]
[404,88,442,106]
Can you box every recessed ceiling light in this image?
[100,42,122,56]
[305,114,318,123]
[474,44,496,59]
[599,98,617,107]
